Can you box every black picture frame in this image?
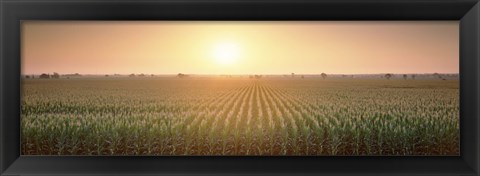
[1,0,479,175]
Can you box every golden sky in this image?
[22,21,459,75]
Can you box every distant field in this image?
[21,77,459,155]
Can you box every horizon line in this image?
[22,72,460,75]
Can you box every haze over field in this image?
[22,21,458,75]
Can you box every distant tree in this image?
[321,73,327,79]
[63,73,82,77]
[177,73,188,78]
[32,75,35,79]
[411,74,416,80]
[291,73,295,78]
[301,75,304,79]
[403,74,407,80]
[65,73,80,77]
[105,74,109,77]
[139,73,145,77]
[129,73,136,77]
[254,75,262,79]
[52,72,60,79]
[151,74,155,77]
[25,75,30,79]
[39,73,50,79]
[433,73,442,79]
[385,73,393,80]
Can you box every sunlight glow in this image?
[212,42,240,65]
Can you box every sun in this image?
[212,42,240,65]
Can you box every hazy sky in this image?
[22,21,459,75]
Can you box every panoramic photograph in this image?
[21,21,459,156]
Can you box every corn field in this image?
[21,77,459,155]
